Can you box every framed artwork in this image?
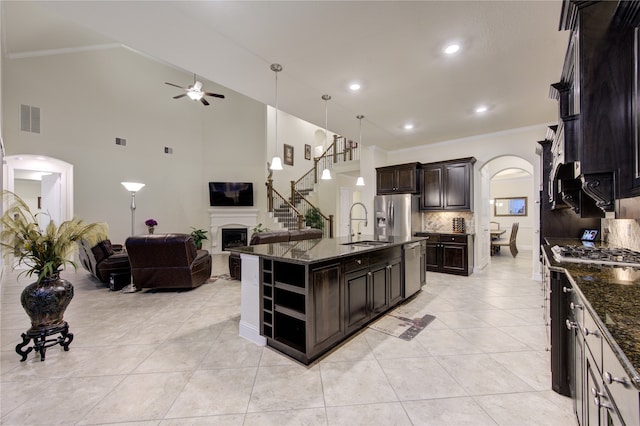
[284,144,294,166]
[305,144,311,160]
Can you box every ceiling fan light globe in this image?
[187,91,203,101]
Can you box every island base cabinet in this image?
[260,245,410,364]
[345,270,370,334]
[309,264,342,354]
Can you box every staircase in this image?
[266,135,360,237]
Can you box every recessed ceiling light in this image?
[443,43,460,55]
[475,105,488,113]
[349,82,361,91]
[404,123,414,130]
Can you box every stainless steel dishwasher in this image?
[403,242,421,297]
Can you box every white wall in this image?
[490,175,534,250]
[3,47,265,244]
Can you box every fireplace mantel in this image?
[208,208,259,253]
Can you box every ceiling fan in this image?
[165,74,225,106]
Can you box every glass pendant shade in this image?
[321,168,332,180]
[270,156,283,170]
[356,176,365,186]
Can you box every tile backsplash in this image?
[602,219,640,251]
[422,212,475,234]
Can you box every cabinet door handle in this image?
[565,319,578,330]
[583,327,600,338]
[355,259,362,264]
[604,371,629,386]
[562,286,573,293]
[570,302,583,310]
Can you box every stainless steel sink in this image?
[342,240,387,247]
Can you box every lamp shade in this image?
[121,182,145,192]
[320,168,332,180]
[356,176,365,186]
[270,156,283,170]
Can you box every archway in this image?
[479,155,539,279]
[3,155,74,223]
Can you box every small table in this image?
[491,230,506,240]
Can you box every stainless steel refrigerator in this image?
[374,194,421,240]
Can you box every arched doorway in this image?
[3,155,74,224]
[479,155,539,280]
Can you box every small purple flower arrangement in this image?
[145,219,158,227]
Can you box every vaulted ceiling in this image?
[2,1,568,150]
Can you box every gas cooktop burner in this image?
[551,245,640,268]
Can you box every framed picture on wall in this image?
[305,144,311,160]
[284,144,294,166]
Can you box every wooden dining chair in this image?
[491,222,519,258]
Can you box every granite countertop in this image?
[228,234,426,264]
[544,238,640,388]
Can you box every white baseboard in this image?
[239,320,266,346]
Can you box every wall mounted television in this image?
[209,182,254,207]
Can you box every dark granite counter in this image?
[228,234,426,264]
[544,238,640,389]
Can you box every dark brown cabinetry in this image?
[345,248,402,334]
[261,245,408,364]
[417,233,473,276]
[420,158,475,211]
[549,1,640,214]
[376,162,421,195]
[548,264,640,426]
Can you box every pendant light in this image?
[269,64,283,170]
[356,115,365,186]
[320,94,332,180]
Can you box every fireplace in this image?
[221,228,248,251]
[208,208,258,253]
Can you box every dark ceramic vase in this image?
[20,273,74,332]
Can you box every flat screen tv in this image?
[209,182,254,207]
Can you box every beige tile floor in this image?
[0,251,576,425]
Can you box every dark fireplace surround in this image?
[221,228,248,251]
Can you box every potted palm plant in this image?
[0,190,107,360]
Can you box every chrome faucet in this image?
[349,202,368,241]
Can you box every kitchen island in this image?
[543,239,640,425]
[230,235,426,364]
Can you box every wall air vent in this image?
[115,137,127,146]
[20,104,40,134]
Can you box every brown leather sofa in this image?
[78,239,131,288]
[125,233,212,290]
[229,228,323,280]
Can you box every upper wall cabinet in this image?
[420,158,476,211]
[376,162,421,195]
[551,0,640,212]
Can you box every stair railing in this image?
[290,183,334,238]
[266,135,358,236]
[293,135,360,194]
[266,178,305,229]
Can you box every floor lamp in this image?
[121,181,145,293]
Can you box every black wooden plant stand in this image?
[15,321,73,362]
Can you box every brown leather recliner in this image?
[78,239,131,285]
[125,233,212,290]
